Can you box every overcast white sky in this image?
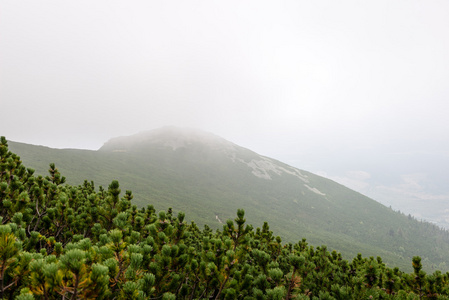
[1,1,449,223]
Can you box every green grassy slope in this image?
[7,128,449,272]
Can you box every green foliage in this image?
[8,134,449,273]
[3,137,449,299]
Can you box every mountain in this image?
[7,127,449,272]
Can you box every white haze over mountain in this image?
[1,1,449,226]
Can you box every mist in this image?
[1,1,449,225]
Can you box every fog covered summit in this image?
[100,126,319,187]
[100,126,236,152]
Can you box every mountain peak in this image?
[100,126,235,152]
[99,126,315,186]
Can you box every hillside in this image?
[7,127,449,272]
[4,135,449,299]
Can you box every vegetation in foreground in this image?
[9,132,449,273]
[2,136,449,299]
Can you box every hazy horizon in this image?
[2,1,449,226]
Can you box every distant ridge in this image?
[8,127,449,272]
